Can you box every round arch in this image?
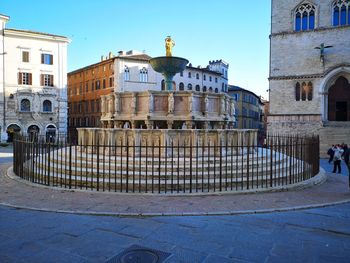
[6,123,21,142]
[319,66,350,121]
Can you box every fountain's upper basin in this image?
[149,56,189,75]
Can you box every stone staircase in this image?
[320,122,350,158]
[22,146,314,194]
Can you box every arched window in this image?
[124,66,130,81]
[209,87,213,92]
[214,88,218,93]
[203,75,206,81]
[196,73,199,79]
[188,83,192,90]
[333,0,350,26]
[203,86,207,92]
[195,85,200,91]
[307,82,313,101]
[295,82,301,101]
[179,82,184,90]
[43,100,52,112]
[295,3,316,31]
[188,72,191,78]
[161,80,165,90]
[221,83,224,92]
[139,67,148,82]
[20,99,30,112]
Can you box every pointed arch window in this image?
[333,0,350,26]
[295,3,316,31]
[139,67,148,82]
[124,66,130,81]
[295,82,313,101]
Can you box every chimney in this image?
[101,55,104,61]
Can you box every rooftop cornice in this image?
[5,28,70,43]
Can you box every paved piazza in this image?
[0,146,350,262]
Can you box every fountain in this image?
[149,36,189,91]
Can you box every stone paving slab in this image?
[0,160,349,216]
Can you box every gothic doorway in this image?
[328,76,350,121]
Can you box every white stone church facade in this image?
[0,14,69,141]
[268,0,350,153]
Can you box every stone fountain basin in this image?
[149,56,189,75]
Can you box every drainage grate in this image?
[105,245,172,263]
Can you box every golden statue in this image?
[165,36,175,57]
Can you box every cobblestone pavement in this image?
[0,146,350,262]
[0,200,349,262]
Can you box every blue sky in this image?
[1,0,271,98]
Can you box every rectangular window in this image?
[215,77,218,83]
[85,82,89,92]
[41,74,54,87]
[22,51,29,62]
[91,82,94,91]
[41,54,53,65]
[109,77,114,87]
[79,83,83,94]
[209,76,212,82]
[18,72,32,85]
[103,79,106,89]
[96,80,100,90]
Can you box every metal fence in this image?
[13,134,320,194]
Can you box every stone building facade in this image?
[0,14,69,141]
[268,0,350,153]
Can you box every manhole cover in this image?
[106,245,172,263]
[120,249,159,263]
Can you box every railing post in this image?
[69,143,72,189]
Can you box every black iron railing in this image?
[13,134,320,194]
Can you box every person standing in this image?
[332,145,344,174]
[342,144,350,186]
[327,145,335,163]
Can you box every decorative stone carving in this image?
[168,93,174,114]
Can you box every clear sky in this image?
[1,0,271,98]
